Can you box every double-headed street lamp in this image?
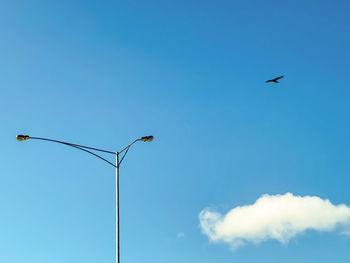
[16,134,154,263]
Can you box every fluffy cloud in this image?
[199,193,350,249]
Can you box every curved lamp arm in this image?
[16,135,154,168]
[117,136,154,166]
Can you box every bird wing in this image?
[266,80,273,83]
[275,76,284,80]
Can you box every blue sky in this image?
[1,0,350,262]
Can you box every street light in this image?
[16,134,153,263]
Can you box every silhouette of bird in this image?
[266,76,284,83]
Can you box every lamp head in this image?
[141,135,154,142]
[16,135,30,141]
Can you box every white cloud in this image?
[199,193,350,249]
[177,232,185,238]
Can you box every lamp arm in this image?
[119,139,141,154]
[69,144,117,168]
[29,137,117,168]
[30,137,116,154]
[17,135,153,168]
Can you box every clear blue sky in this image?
[2,0,350,262]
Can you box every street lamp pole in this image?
[16,134,154,263]
[116,152,120,263]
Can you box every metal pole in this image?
[116,153,120,263]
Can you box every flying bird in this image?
[266,75,284,83]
